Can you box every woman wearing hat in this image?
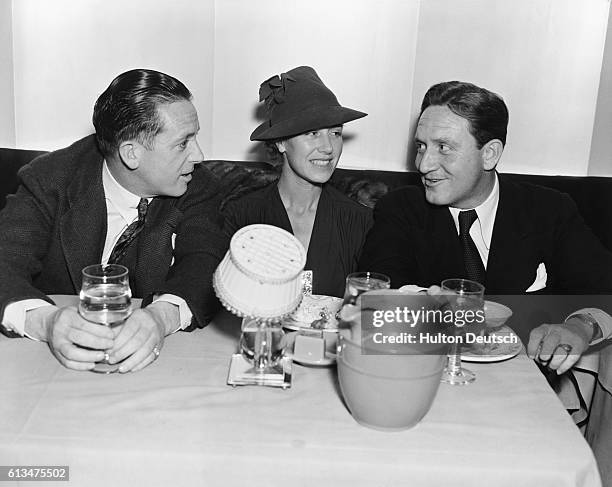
[223,66,372,298]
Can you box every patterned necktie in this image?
[458,209,486,285]
[108,198,148,265]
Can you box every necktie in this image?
[458,209,486,285]
[108,198,148,265]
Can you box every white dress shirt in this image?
[448,173,500,269]
[2,161,192,337]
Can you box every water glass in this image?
[342,272,391,306]
[440,278,485,385]
[78,264,132,374]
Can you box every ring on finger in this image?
[554,343,572,356]
[152,345,160,358]
[536,334,553,367]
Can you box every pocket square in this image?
[170,233,177,266]
[525,262,547,292]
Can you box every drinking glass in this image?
[342,272,391,306]
[78,264,132,374]
[440,278,485,385]
[239,317,285,373]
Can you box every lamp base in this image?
[227,354,293,389]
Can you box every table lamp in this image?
[213,224,306,388]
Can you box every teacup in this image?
[291,329,337,365]
[484,300,513,331]
[468,301,513,355]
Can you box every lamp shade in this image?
[213,224,306,320]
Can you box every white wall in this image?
[11,0,216,152]
[589,3,612,177]
[0,0,15,147]
[5,0,611,176]
[411,0,609,176]
[212,0,419,171]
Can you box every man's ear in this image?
[118,142,140,170]
[481,139,504,171]
[275,140,286,154]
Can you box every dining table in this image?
[0,296,602,487]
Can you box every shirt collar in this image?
[448,173,500,249]
[102,160,142,222]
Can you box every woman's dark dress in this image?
[223,183,373,298]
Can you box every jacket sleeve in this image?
[0,160,57,333]
[143,166,229,329]
[551,192,612,293]
[359,189,421,288]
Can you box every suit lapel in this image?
[425,205,465,285]
[60,160,106,290]
[134,197,181,297]
[486,177,536,293]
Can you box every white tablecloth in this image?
[0,307,601,487]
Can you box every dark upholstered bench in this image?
[2,148,612,252]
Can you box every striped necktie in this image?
[458,209,486,285]
[108,198,148,265]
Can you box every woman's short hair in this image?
[420,81,508,148]
[264,139,285,166]
[93,69,192,158]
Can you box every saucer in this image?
[285,349,337,366]
[461,326,523,363]
[398,284,428,294]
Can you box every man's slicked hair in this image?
[93,69,192,158]
[420,81,509,148]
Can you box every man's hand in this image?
[527,319,591,375]
[26,305,115,370]
[108,301,179,373]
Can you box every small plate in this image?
[285,349,337,366]
[398,284,428,294]
[283,294,343,332]
[461,326,523,363]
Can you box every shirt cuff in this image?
[566,308,612,345]
[152,294,193,333]
[2,299,54,340]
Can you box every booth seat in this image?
[2,148,612,252]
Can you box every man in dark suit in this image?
[0,69,227,372]
[360,80,612,372]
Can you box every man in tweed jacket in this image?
[0,69,227,372]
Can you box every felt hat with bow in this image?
[250,66,367,141]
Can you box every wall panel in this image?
[11,0,216,152]
[0,0,15,147]
[412,0,609,175]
